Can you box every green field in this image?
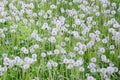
[0,0,120,80]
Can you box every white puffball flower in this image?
[110,50,115,54]
[109,45,115,49]
[47,60,58,69]
[74,58,83,67]
[90,68,96,73]
[23,64,30,70]
[30,47,35,53]
[74,46,79,51]
[0,29,3,33]
[48,36,56,43]
[100,68,107,74]
[61,42,66,46]
[50,4,57,9]
[60,8,65,13]
[89,33,96,39]
[78,50,84,55]
[90,58,96,63]
[114,32,120,44]
[87,76,96,80]
[47,51,53,55]
[102,38,108,43]
[33,44,39,49]
[63,58,69,64]
[52,62,58,67]
[68,52,76,58]
[101,55,108,62]
[32,54,37,59]
[67,64,73,69]
[111,10,116,15]
[107,66,115,74]
[79,67,85,72]
[95,12,100,16]
[88,63,96,68]
[54,49,59,55]
[51,30,57,36]
[64,37,70,42]
[24,57,31,64]
[21,47,29,54]
[99,47,105,53]
[41,52,46,57]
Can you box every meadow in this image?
[0,0,120,80]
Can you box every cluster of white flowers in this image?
[113,32,120,45]
[41,23,51,30]
[48,36,56,43]
[47,60,58,69]
[0,28,5,38]
[21,47,29,54]
[87,75,96,80]
[10,25,18,33]
[0,0,120,79]
[3,54,37,72]
[29,44,39,53]
[0,65,7,76]
[99,66,118,80]
[30,30,43,42]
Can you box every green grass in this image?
[0,0,120,80]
